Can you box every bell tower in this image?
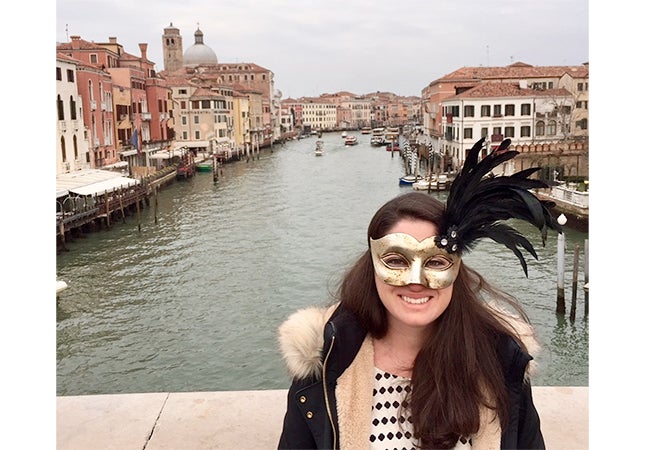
[162,23,183,72]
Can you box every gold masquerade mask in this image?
[370,232,461,290]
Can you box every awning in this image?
[56,169,140,198]
[69,176,138,196]
[150,149,187,160]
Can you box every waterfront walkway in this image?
[57,386,588,449]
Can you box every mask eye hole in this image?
[424,256,454,271]
[380,253,409,269]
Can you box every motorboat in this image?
[315,140,324,156]
[344,135,359,146]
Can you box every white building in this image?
[300,99,337,130]
[441,82,573,172]
[56,54,91,175]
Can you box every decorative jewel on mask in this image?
[435,225,459,253]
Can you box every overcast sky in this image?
[55,0,589,98]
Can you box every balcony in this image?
[90,100,97,111]
[101,102,107,111]
[59,121,67,133]
[142,112,152,120]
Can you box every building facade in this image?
[56,54,92,175]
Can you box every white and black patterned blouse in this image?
[370,368,472,450]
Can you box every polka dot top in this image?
[370,368,472,450]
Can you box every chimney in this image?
[70,35,81,49]
[139,43,148,60]
[109,37,118,44]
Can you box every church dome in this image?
[183,27,218,66]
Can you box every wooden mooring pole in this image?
[556,231,566,314]
[136,197,141,232]
[570,244,580,322]
[213,153,218,183]
[584,239,589,316]
[154,186,159,225]
[556,214,567,315]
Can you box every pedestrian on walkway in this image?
[277,138,559,449]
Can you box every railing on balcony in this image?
[142,112,152,120]
[90,100,97,111]
[59,121,67,133]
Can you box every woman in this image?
[277,138,557,449]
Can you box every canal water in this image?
[56,131,589,396]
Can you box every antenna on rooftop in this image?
[66,23,69,41]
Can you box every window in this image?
[576,101,588,109]
[182,131,188,140]
[481,127,488,137]
[69,96,77,120]
[464,105,474,117]
[481,105,491,117]
[493,127,502,136]
[505,104,515,116]
[90,54,98,64]
[464,128,473,139]
[193,115,199,124]
[180,101,187,109]
[493,105,502,117]
[181,116,187,125]
[536,121,545,136]
[194,130,200,139]
[521,103,531,115]
[547,121,557,135]
[576,118,588,130]
[505,127,515,138]
[577,83,584,91]
[57,95,65,121]
[179,89,187,95]
[56,67,62,81]
[520,126,531,137]
[201,100,210,109]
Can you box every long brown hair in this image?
[338,192,531,449]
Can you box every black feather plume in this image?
[438,137,563,276]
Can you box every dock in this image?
[56,387,588,449]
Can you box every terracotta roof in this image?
[448,82,572,100]
[433,62,589,84]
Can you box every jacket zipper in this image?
[322,333,337,449]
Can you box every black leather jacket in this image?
[278,304,545,449]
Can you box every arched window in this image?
[88,80,94,101]
[60,136,67,162]
[73,135,79,160]
[69,95,77,120]
[547,120,557,136]
[535,121,545,136]
[57,95,65,120]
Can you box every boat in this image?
[399,174,421,186]
[341,131,348,138]
[411,174,450,191]
[360,126,372,134]
[386,142,400,152]
[315,140,324,156]
[370,127,386,147]
[384,126,399,145]
[412,175,439,191]
[196,161,213,172]
[370,136,385,146]
[344,135,359,146]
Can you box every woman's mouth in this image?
[401,295,431,305]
